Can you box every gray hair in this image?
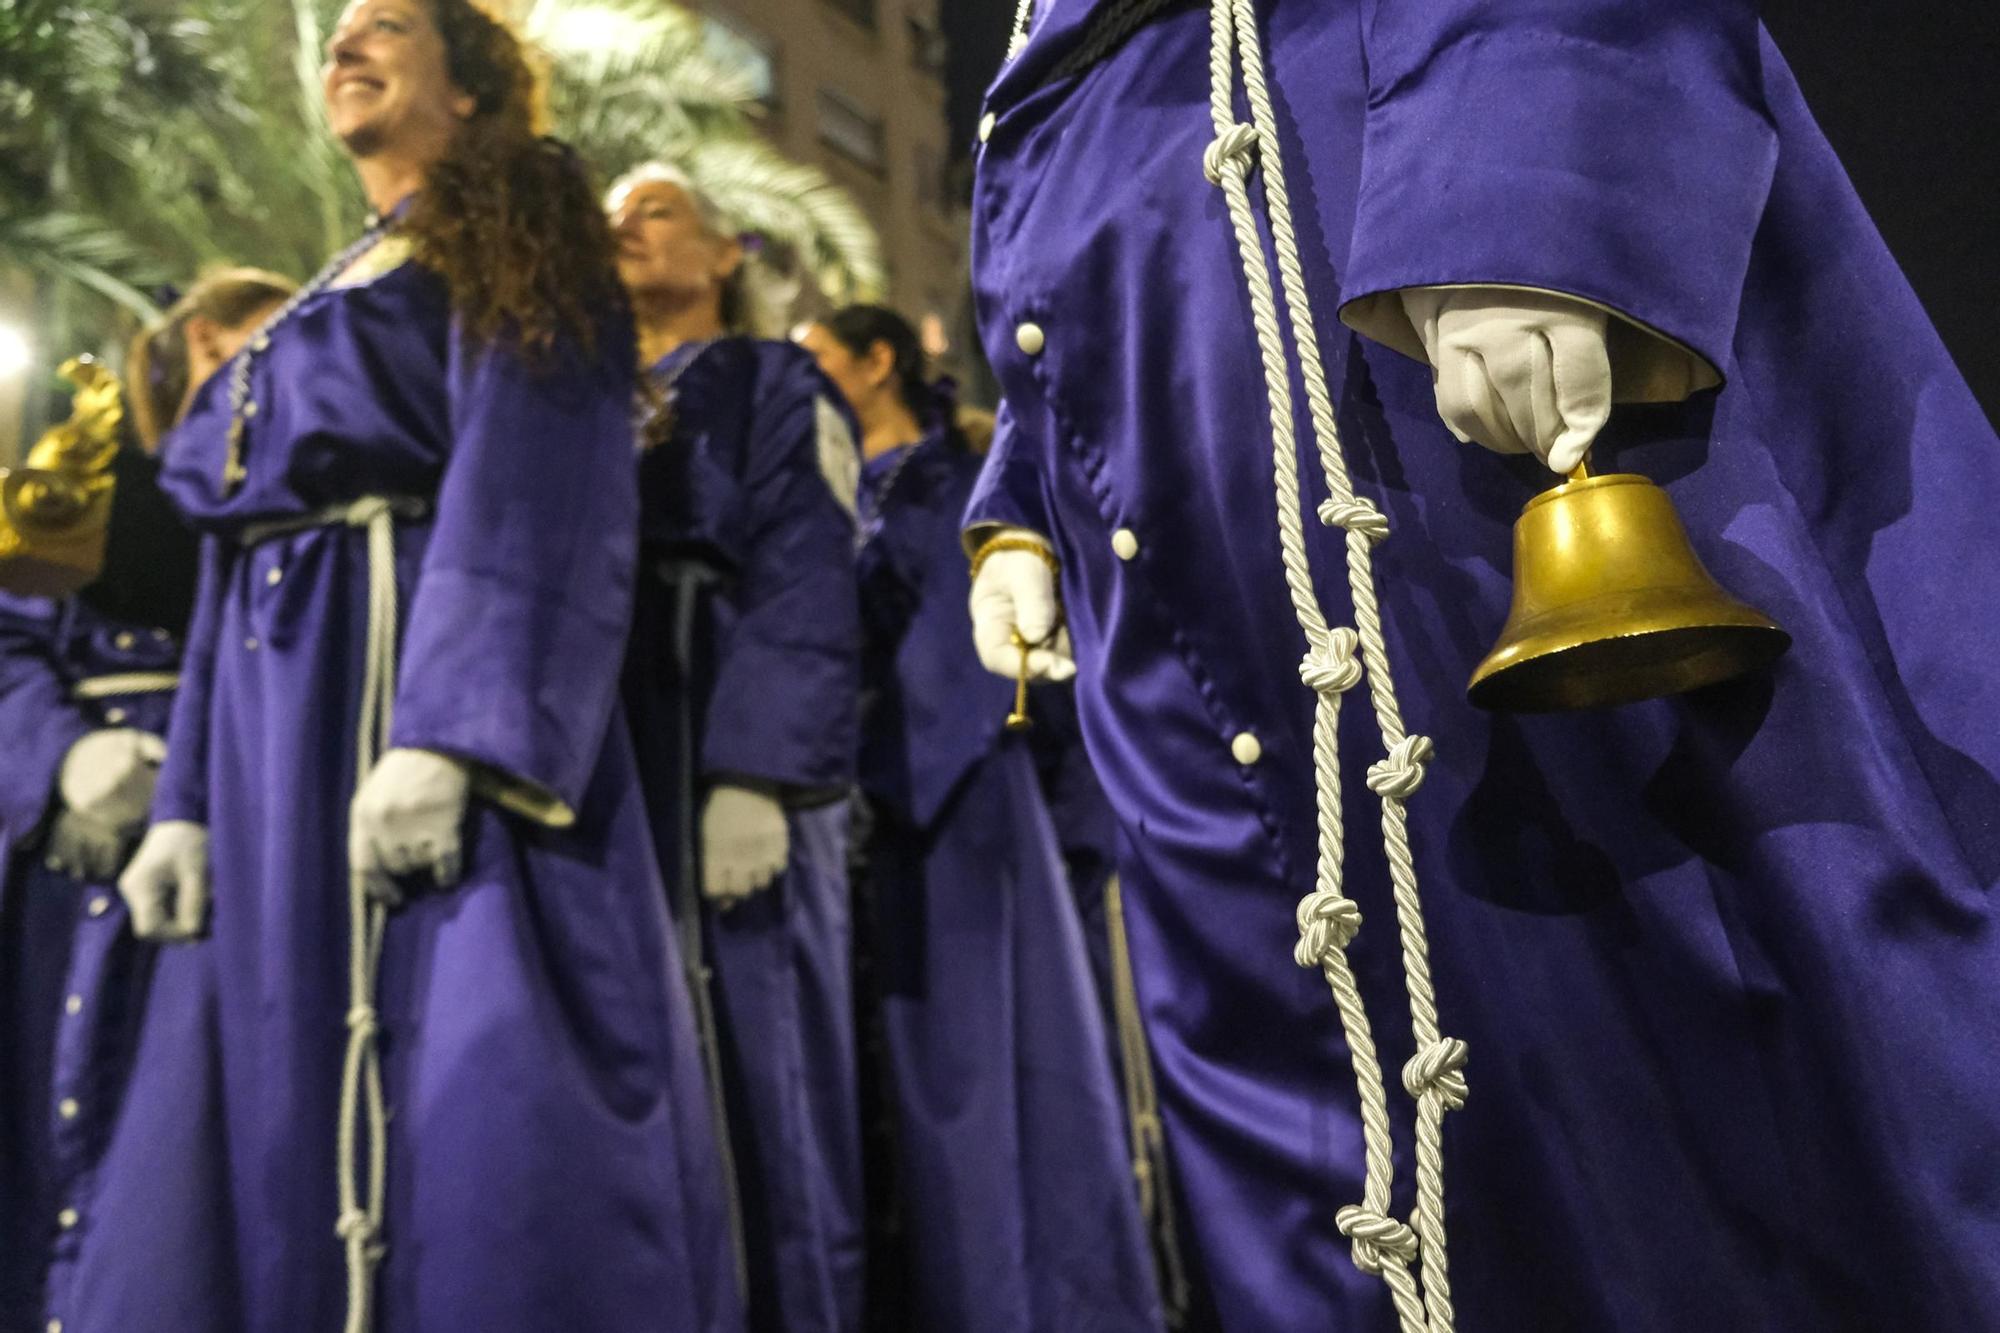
[607,161,793,336]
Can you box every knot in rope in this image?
[1318,495,1390,544]
[1294,890,1363,965]
[336,1208,376,1243]
[1299,628,1363,696]
[1365,734,1434,800]
[1335,1205,1420,1276]
[1202,122,1258,186]
[1402,1037,1471,1109]
[345,1003,379,1040]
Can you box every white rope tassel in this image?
[1204,2,1466,1329]
[336,497,401,1333]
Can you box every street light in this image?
[0,322,30,381]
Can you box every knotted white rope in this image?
[1204,3,1466,1329]
[337,495,403,1333]
[1007,0,1036,59]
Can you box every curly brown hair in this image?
[401,0,625,356]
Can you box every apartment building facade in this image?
[698,0,969,368]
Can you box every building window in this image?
[913,143,951,213]
[818,89,886,173]
[701,16,779,109]
[822,0,876,30]
[907,16,947,78]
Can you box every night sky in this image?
[941,2,1998,421]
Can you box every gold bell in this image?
[1468,461,1790,712]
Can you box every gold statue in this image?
[0,355,124,597]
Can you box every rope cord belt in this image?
[1202,3,1467,1330]
[69,672,180,700]
[241,495,426,1333]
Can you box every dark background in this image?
[943,2,2000,424]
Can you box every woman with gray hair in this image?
[609,162,866,1332]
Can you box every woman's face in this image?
[609,179,742,306]
[798,324,889,418]
[322,0,473,162]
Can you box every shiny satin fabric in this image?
[0,596,174,1329]
[857,435,1165,1331]
[967,2,2000,1328]
[54,259,743,1332]
[626,338,865,1333]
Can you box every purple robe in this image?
[856,433,1164,1332]
[967,4,2000,1329]
[0,595,174,1329]
[623,338,863,1333]
[55,255,742,1332]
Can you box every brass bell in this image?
[1468,460,1790,712]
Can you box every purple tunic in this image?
[624,338,863,1333]
[856,433,1164,1332]
[57,255,742,1332]
[968,4,2000,1329]
[0,595,174,1329]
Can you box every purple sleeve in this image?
[0,594,91,841]
[700,350,860,795]
[1338,0,1777,375]
[960,400,1056,548]
[150,537,224,824]
[390,323,639,825]
[892,458,1013,828]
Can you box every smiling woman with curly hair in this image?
[52,4,743,1332]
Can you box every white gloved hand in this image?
[969,527,1076,684]
[118,820,210,941]
[47,728,167,880]
[700,784,788,907]
[349,748,470,905]
[1401,286,1612,475]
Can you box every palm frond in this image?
[526,0,883,304]
[0,210,166,318]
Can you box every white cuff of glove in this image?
[58,728,166,828]
[969,526,1075,684]
[349,747,471,905]
[118,820,209,941]
[700,783,789,907]
[48,728,167,881]
[1400,286,1612,476]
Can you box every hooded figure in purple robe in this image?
[56,6,742,1331]
[962,2,2000,1330]
[0,269,292,1331]
[800,306,1168,1332]
[609,165,865,1333]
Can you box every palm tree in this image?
[524,0,884,300]
[3,0,882,358]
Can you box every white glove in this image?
[118,820,210,941]
[47,728,167,880]
[700,784,788,907]
[1401,286,1612,475]
[969,527,1076,684]
[349,748,470,905]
